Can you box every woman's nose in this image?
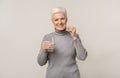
[58,20,62,24]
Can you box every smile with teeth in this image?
[57,24,64,27]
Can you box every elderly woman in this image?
[37,7,87,78]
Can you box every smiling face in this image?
[52,12,67,31]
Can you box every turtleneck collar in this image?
[55,29,68,36]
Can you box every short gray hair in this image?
[51,7,67,17]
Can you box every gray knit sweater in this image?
[37,30,87,78]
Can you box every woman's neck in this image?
[55,29,68,35]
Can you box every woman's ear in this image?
[66,16,68,22]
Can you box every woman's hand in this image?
[42,41,53,52]
[67,26,77,40]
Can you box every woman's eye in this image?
[55,19,58,21]
[61,18,64,20]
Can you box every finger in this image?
[43,41,50,43]
[68,27,72,32]
[66,26,69,31]
[42,41,51,45]
[72,27,76,32]
[42,42,50,47]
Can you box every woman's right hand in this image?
[42,41,53,52]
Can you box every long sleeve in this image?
[73,34,87,61]
[37,35,49,66]
[38,31,86,78]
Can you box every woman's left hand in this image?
[67,26,77,40]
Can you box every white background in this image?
[0,0,120,78]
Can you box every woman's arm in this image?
[73,34,87,61]
[37,35,49,66]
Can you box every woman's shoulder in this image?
[43,32,55,38]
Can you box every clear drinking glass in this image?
[48,37,55,52]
